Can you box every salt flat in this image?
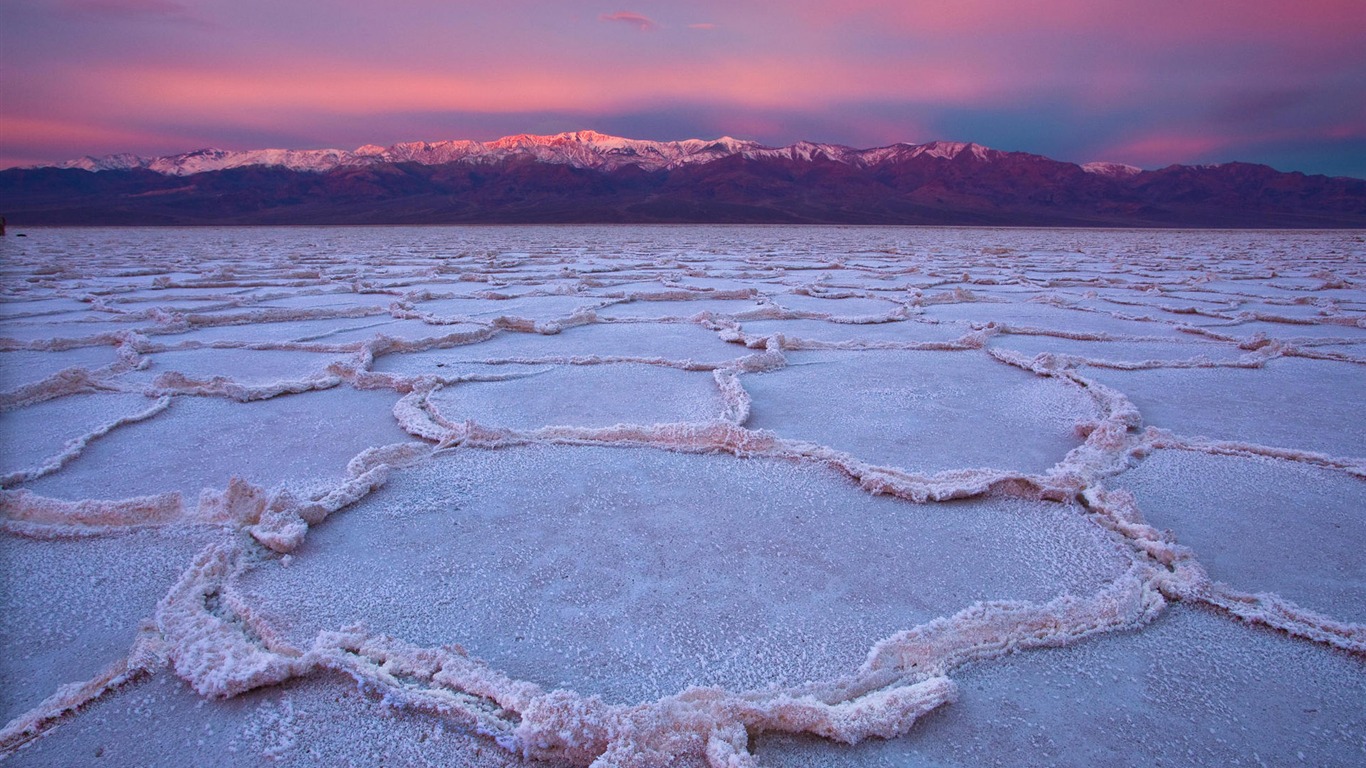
[1,226,1362,767]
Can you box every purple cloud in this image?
[599,11,657,32]
[56,0,212,26]
[61,0,189,16]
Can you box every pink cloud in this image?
[688,23,718,30]
[1324,123,1365,140]
[83,49,990,121]
[599,11,657,32]
[61,0,190,17]
[0,115,195,163]
[1098,134,1232,167]
[789,0,1363,44]
[56,0,212,27]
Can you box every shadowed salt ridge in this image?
[0,226,1362,767]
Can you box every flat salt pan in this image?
[0,527,225,724]
[669,276,782,292]
[427,322,743,364]
[96,288,250,304]
[0,346,121,391]
[1199,319,1366,341]
[239,445,1129,703]
[368,353,548,379]
[772,294,904,318]
[585,280,684,295]
[3,672,530,768]
[922,301,1185,338]
[379,280,471,297]
[134,348,343,387]
[314,318,488,344]
[414,295,606,322]
[754,605,1366,768]
[1308,341,1366,356]
[0,393,164,478]
[917,283,1038,298]
[0,320,153,344]
[425,364,724,429]
[22,388,410,502]
[1080,357,1366,458]
[251,292,400,312]
[1201,279,1329,298]
[150,316,397,345]
[1235,300,1356,321]
[740,318,967,345]
[743,350,1098,474]
[436,283,546,298]
[594,298,769,320]
[0,298,94,319]
[989,334,1248,364]
[1117,449,1366,622]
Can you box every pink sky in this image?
[2,0,1363,176]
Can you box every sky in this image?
[2,0,1364,177]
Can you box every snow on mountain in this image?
[50,130,1139,178]
[737,140,857,164]
[905,141,998,162]
[59,147,360,175]
[1081,161,1143,178]
[59,152,147,172]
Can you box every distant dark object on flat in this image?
[2,133,1362,228]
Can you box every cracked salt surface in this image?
[237,446,1128,703]
[122,347,346,388]
[742,350,1098,475]
[0,394,162,479]
[1118,450,1366,623]
[1081,358,1366,458]
[1,225,1362,767]
[754,606,1366,767]
[0,527,228,724]
[22,388,411,502]
[0,347,121,391]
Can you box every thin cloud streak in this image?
[599,11,657,32]
[61,0,187,15]
[57,0,210,25]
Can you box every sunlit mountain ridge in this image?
[50,130,1133,177]
[5,131,1362,227]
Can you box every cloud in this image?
[599,11,657,32]
[1097,133,1232,167]
[61,0,189,17]
[57,0,210,26]
[688,23,718,30]
[0,114,198,166]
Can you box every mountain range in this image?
[3,130,1362,227]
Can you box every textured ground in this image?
[1,226,1362,767]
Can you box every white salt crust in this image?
[1,226,1362,767]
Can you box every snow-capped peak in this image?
[46,131,1029,177]
[910,141,995,161]
[60,153,146,172]
[1081,161,1143,177]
